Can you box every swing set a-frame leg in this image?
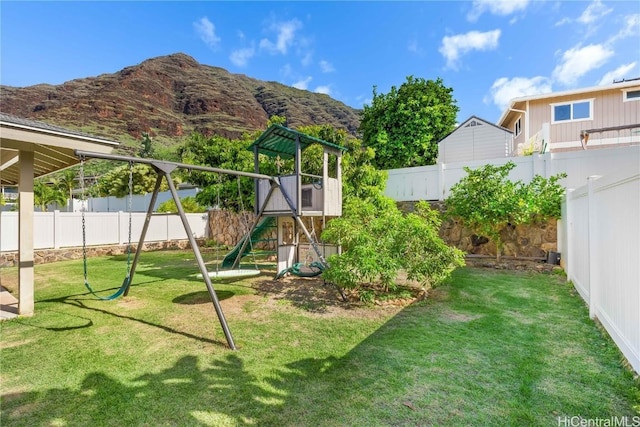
[124,164,237,350]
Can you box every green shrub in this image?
[322,198,464,295]
[156,196,207,213]
[445,161,566,260]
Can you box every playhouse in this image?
[247,124,346,274]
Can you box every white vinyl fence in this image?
[385,145,640,201]
[0,211,209,252]
[560,164,639,373]
[72,188,199,212]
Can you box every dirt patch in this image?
[116,296,147,310]
[247,275,425,319]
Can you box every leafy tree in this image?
[520,173,567,220]
[445,161,566,261]
[296,123,388,204]
[322,198,464,296]
[96,163,173,197]
[157,196,206,213]
[178,133,255,211]
[359,76,458,169]
[34,181,66,211]
[51,169,77,211]
[139,132,154,158]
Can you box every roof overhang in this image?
[497,79,640,127]
[0,113,119,185]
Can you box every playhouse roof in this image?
[248,124,346,159]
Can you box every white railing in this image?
[385,145,640,201]
[0,211,209,252]
[560,165,640,374]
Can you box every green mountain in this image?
[0,53,362,147]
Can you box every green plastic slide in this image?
[221,216,276,268]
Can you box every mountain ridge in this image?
[0,53,362,146]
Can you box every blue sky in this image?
[1,1,639,124]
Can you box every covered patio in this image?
[0,113,119,318]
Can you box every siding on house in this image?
[437,116,513,163]
[500,80,640,153]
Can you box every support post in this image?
[18,150,35,315]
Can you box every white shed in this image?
[437,116,513,163]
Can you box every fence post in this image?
[53,210,61,249]
[587,175,601,320]
[439,162,445,201]
[561,189,573,277]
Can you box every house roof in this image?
[247,124,346,159]
[438,115,512,144]
[497,78,640,126]
[0,113,119,186]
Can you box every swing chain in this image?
[125,161,133,279]
[79,157,89,285]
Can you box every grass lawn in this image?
[1,250,638,426]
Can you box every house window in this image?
[514,118,522,137]
[623,89,640,102]
[301,188,313,208]
[551,99,593,123]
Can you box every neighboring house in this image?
[437,115,513,163]
[498,78,640,154]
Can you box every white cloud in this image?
[229,46,255,67]
[555,17,571,27]
[598,62,638,85]
[608,13,640,43]
[319,60,335,73]
[314,85,331,95]
[194,17,221,50]
[552,44,613,86]
[259,19,302,55]
[467,0,529,22]
[292,76,312,90]
[439,29,501,69]
[486,76,552,111]
[577,0,612,25]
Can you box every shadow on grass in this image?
[2,269,638,426]
[35,295,230,348]
[173,290,235,305]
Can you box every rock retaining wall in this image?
[397,201,558,259]
[208,210,276,249]
[0,240,202,268]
